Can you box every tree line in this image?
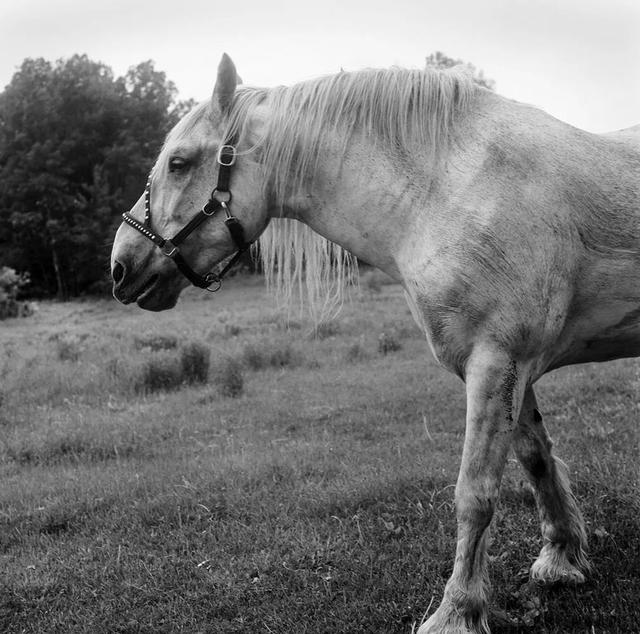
[0,55,194,299]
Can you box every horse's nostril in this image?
[112,261,126,285]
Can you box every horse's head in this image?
[111,54,268,311]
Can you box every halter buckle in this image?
[217,145,237,166]
[161,240,178,259]
[202,200,218,216]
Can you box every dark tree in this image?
[0,55,190,298]
[426,51,495,90]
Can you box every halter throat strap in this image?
[121,144,250,291]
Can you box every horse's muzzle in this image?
[111,255,158,305]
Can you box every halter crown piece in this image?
[121,143,251,292]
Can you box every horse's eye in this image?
[169,157,189,173]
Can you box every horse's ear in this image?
[212,53,238,115]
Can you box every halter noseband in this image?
[121,144,251,292]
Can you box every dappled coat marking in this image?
[111,54,640,633]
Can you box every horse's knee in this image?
[455,488,496,529]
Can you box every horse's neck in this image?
[267,89,639,282]
[273,131,448,280]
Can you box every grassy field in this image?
[0,275,638,634]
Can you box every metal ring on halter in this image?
[216,145,237,166]
[205,276,222,292]
[212,189,232,204]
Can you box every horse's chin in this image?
[136,286,181,311]
[134,276,182,311]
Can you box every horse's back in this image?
[602,123,640,150]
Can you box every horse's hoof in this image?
[417,601,489,634]
[530,544,587,585]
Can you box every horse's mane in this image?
[185,66,476,322]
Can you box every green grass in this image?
[0,276,638,633]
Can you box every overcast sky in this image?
[1,0,638,133]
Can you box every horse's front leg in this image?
[419,344,529,634]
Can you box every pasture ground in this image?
[1,275,638,633]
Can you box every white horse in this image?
[110,54,640,633]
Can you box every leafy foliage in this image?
[426,50,495,90]
[0,265,32,319]
[0,55,191,298]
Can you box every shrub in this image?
[134,334,178,351]
[180,341,210,384]
[242,344,267,370]
[378,331,402,355]
[361,269,382,293]
[345,342,369,363]
[134,341,210,393]
[276,319,302,331]
[313,321,340,340]
[136,354,184,393]
[0,266,33,320]
[213,356,244,398]
[242,340,297,371]
[105,357,120,379]
[56,335,82,362]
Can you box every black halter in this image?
[121,144,251,292]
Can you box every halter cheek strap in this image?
[121,144,251,292]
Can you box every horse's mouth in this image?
[136,274,181,311]
[113,274,158,306]
[135,274,160,304]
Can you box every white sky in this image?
[0,0,638,133]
